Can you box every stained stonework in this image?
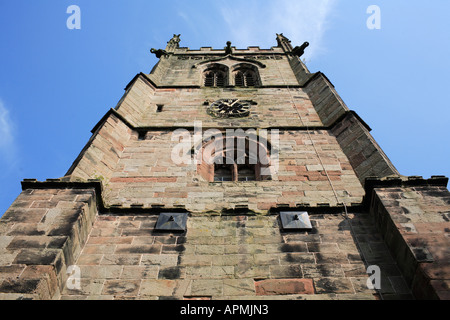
[59,212,411,300]
[367,177,450,300]
[0,186,98,299]
[0,34,448,300]
[104,129,364,212]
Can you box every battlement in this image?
[173,46,284,55]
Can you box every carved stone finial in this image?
[276,33,296,52]
[225,41,232,55]
[276,33,291,46]
[165,34,181,52]
[167,34,181,47]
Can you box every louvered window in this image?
[204,72,215,87]
[203,64,228,87]
[245,73,256,87]
[235,72,244,87]
[216,73,225,87]
[233,65,259,87]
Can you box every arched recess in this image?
[195,133,273,182]
[232,63,261,87]
[202,63,229,87]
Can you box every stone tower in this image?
[0,34,449,300]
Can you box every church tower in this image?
[0,34,448,300]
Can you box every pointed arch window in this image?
[203,64,228,87]
[234,71,257,87]
[197,134,272,182]
[232,64,260,87]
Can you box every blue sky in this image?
[0,1,449,216]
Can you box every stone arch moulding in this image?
[232,63,261,87]
[194,133,273,182]
[192,55,267,69]
[191,131,274,159]
[202,63,229,87]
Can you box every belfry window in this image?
[234,71,257,87]
[203,64,228,87]
[232,64,260,87]
[235,72,244,87]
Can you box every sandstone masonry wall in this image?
[67,113,133,183]
[370,182,450,299]
[105,129,365,212]
[0,187,98,299]
[59,212,411,300]
[304,74,399,183]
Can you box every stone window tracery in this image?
[203,64,228,87]
[232,64,260,87]
[197,135,272,182]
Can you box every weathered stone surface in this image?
[1,36,437,301]
[371,185,450,300]
[314,278,354,294]
[51,212,404,300]
[102,280,140,296]
[255,279,314,295]
[0,188,98,299]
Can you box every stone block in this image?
[102,280,140,296]
[80,265,123,279]
[302,264,345,278]
[223,279,255,296]
[158,266,186,280]
[269,265,302,278]
[140,254,178,266]
[100,255,141,266]
[115,244,161,254]
[255,279,314,295]
[307,242,339,253]
[139,280,177,297]
[0,278,48,299]
[279,253,315,264]
[313,277,354,294]
[189,279,223,297]
[177,254,212,267]
[13,249,61,266]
